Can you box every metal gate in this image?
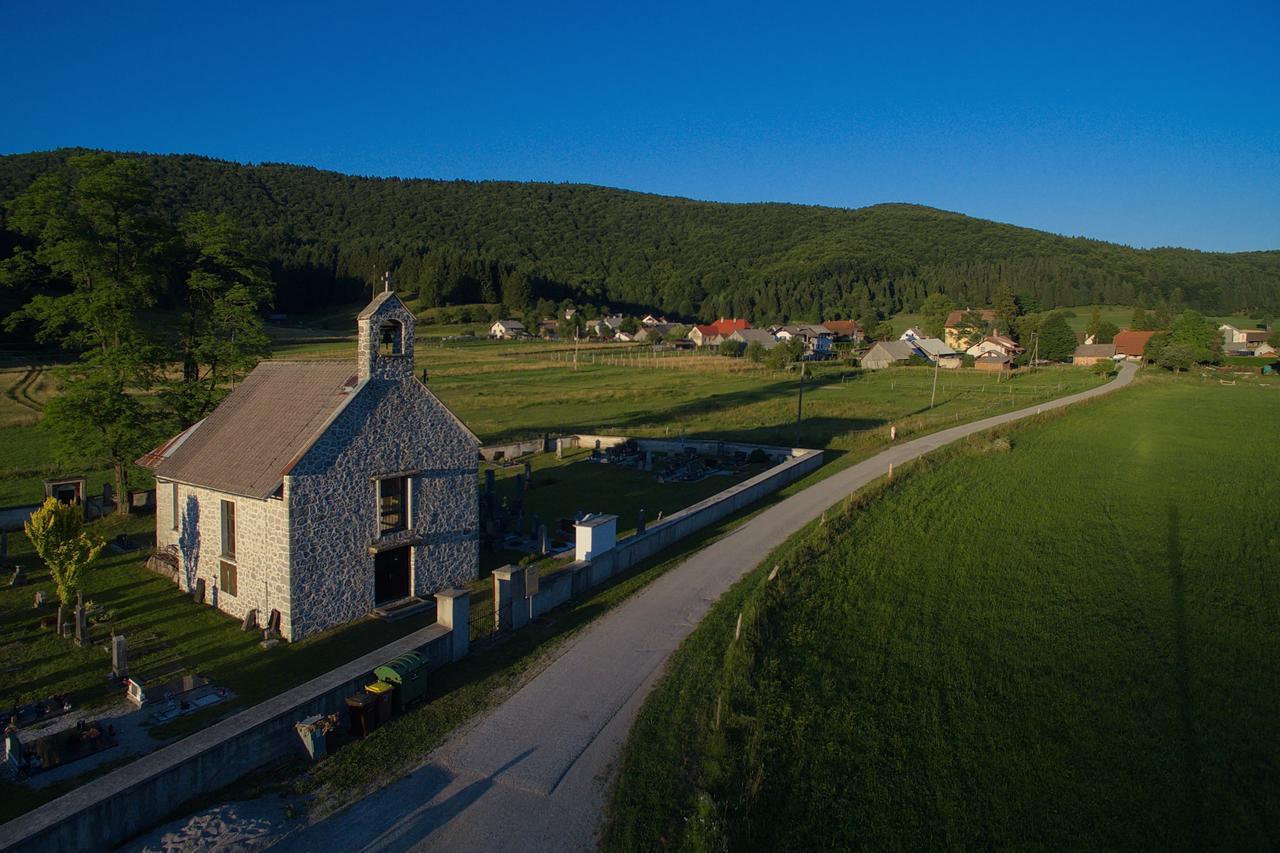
[469,590,497,646]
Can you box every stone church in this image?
[139,292,479,641]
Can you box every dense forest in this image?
[2,148,1278,323]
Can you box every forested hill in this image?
[1,148,1277,321]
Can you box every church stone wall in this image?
[287,295,478,640]
[153,479,293,636]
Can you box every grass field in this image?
[605,375,1280,851]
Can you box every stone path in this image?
[273,364,1137,853]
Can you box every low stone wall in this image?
[478,437,552,462]
[0,591,470,853]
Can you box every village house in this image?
[1112,329,1159,360]
[585,315,625,338]
[689,324,721,347]
[730,328,779,350]
[823,319,864,343]
[139,292,480,641]
[1073,343,1117,365]
[489,319,527,339]
[966,334,1022,360]
[908,334,963,368]
[641,314,669,327]
[775,324,834,357]
[860,340,918,369]
[944,308,998,349]
[974,352,1013,372]
[1219,324,1269,346]
[537,318,560,338]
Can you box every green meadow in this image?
[605,375,1280,851]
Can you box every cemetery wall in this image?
[0,605,463,853]
[508,447,824,620]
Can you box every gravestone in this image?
[56,604,66,637]
[537,524,548,556]
[637,509,646,535]
[193,578,206,604]
[523,461,532,486]
[102,482,114,514]
[111,635,128,679]
[74,601,88,647]
[263,610,282,647]
[241,608,259,632]
[484,469,495,495]
[556,438,564,460]
[8,567,22,588]
[32,590,45,609]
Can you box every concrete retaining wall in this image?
[0,592,469,853]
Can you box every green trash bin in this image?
[374,651,430,709]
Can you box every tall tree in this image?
[165,212,273,425]
[1037,313,1077,362]
[919,292,955,339]
[993,285,1019,336]
[1,154,170,511]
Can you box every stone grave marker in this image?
[74,601,89,647]
[637,509,646,534]
[193,578,206,604]
[537,524,548,555]
[111,635,128,679]
[241,608,259,632]
[32,590,45,609]
[56,604,66,637]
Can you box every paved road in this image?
[281,364,1136,853]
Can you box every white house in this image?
[1219,324,1269,347]
[490,319,527,339]
[966,334,1023,360]
[140,292,480,641]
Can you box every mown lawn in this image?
[605,376,1280,851]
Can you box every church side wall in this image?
[286,378,479,640]
[153,479,292,636]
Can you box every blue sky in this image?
[2,1,1277,251]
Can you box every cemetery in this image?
[476,434,789,572]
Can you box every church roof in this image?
[357,290,400,319]
[140,361,360,499]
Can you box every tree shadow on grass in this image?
[1166,503,1204,847]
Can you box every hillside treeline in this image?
[2,148,1277,322]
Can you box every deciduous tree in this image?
[24,497,104,605]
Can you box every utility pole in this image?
[930,356,940,409]
[795,360,807,446]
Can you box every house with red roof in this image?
[1112,329,1161,360]
[690,317,750,347]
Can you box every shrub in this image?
[718,339,745,358]
[24,497,105,605]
